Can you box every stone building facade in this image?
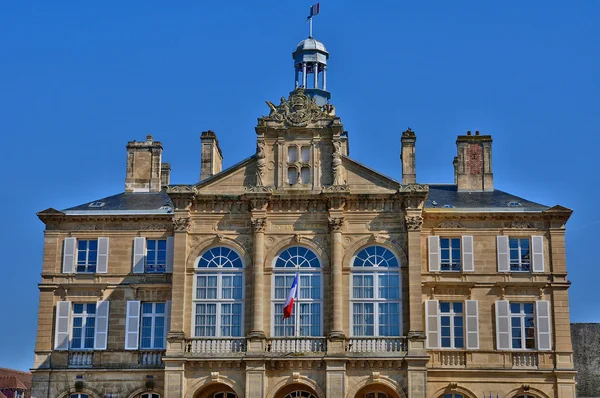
[31,34,577,398]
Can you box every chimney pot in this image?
[400,128,417,184]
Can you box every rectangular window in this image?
[440,238,461,271]
[378,302,400,336]
[76,240,98,273]
[71,303,96,349]
[300,146,310,162]
[510,302,535,349]
[140,302,166,349]
[439,302,464,348]
[273,273,321,337]
[287,146,298,162]
[146,239,167,273]
[352,302,374,336]
[509,238,531,272]
[193,273,244,337]
[288,167,298,185]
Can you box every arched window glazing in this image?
[351,245,401,336]
[193,247,244,337]
[272,246,322,337]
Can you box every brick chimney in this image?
[400,128,416,184]
[454,130,493,192]
[200,130,223,181]
[125,135,163,192]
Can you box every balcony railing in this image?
[68,351,94,368]
[185,338,246,355]
[139,350,165,366]
[438,350,467,367]
[346,337,408,353]
[267,338,326,353]
[511,351,539,368]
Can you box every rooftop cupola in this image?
[292,37,330,105]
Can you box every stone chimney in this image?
[125,135,163,193]
[200,130,223,181]
[400,128,416,184]
[454,130,493,192]
[161,163,171,186]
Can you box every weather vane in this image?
[306,3,320,38]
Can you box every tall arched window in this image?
[193,247,244,337]
[272,246,322,337]
[351,245,401,336]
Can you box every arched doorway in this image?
[194,383,238,398]
[355,384,401,398]
[274,383,319,398]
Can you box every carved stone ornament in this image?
[398,184,429,193]
[245,185,273,194]
[249,198,269,211]
[405,215,423,231]
[322,184,349,193]
[507,221,532,229]
[173,217,191,232]
[260,88,334,127]
[332,140,344,186]
[251,218,267,233]
[167,185,197,194]
[255,141,266,186]
[437,221,463,228]
[328,217,345,232]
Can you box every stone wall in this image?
[572,323,600,397]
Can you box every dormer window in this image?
[88,202,105,208]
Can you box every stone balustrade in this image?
[511,351,539,368]
[267,337,327,353]
[139,350,164,367]
[346,337,408,353]
[68,351,94,368]
[185,338,246,355]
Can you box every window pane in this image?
[288,167,298,184]
[288,146,298,162]
[378,303,400,336]
[301,146,310,162]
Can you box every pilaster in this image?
[325,360,346,397]
[327,196,346,340]
[164,360,185,398]
[245,361,266,398]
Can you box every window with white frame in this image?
[440,302,464,349]
[193,247,244,337]
[351,245,401,337]
[440,238,461,271]
[510,302,535,349]
[71,303,96,350]
[146,239,167,273]
[141,302,166,349]
[272,246,322,337]
[76,239,98,273]
[509,238,531,272]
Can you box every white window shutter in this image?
[166,237,175,273]
[165,300,172,346]
[94,301,110,350]
[428,236,440,272]
[425,300,440,349]
[96,237,109,274]
[497,236,510,272]
[62,237,76,274]
[465,300,479,349]
[532,236,545,272]
[133,237,146,274]
[125,301,141,350]
[54,301,71,350]
[536,300,552,350]
[495,300,510,350]
[462,236,474,272]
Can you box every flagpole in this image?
[309,17,313,38]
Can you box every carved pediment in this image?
[258,88,337,128]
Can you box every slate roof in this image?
[425,184,548,211]
[62,191,174,215]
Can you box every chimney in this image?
[200,130,223,181]
[125,135,163,192]
[161,163,171,186]
[453,130,494,192]
[400,128,416,184]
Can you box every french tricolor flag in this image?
[308,3,320,18]
[283,274,299,319]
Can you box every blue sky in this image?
[0,1,598,371]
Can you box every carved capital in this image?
[326,197,346,211]
[405,215,423,231]
[173,217,191,232]
[251,217,267,233]
[328,217,345,232]
[249,198,270,212]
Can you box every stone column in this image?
[302,62,307,88]
[249,216,267,340]
[313,62,319,88]
[166,215,190,355]
[328,216,345,338]
[323,65,327,90]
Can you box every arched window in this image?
[272,246,322,337]
[70,395,89,398]
[141,394,160,398]
[193,247,244,337]
[351,246,401,336]
[283,391,317,398]
[443,394,463,398]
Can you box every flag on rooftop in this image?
[309,3,320,18]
